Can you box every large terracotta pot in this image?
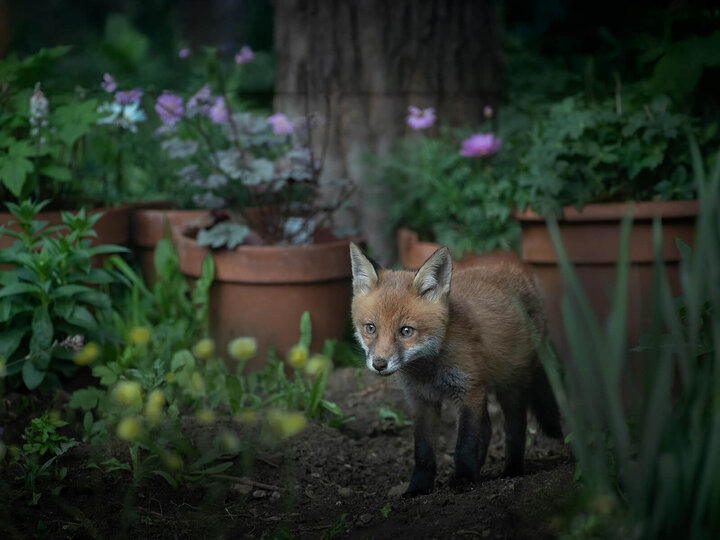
[0,205,130,266]
[515,200,699,362]
[175,229,356,371]
[130,207,210,285]
[397,227,519,270]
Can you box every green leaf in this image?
[22,358,46,390]
[30,305,53,352]
[69,388,102,410]
[0,154,34,196]
[0,281,42,298]
[0,327,26,359]
[171,350,195,372]
[39,164,72,182]
[91,365,117,386]
[299,311,312,349]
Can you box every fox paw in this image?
[404,471,435,497]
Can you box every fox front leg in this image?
[404,399,441,497]
[452,394,491,485]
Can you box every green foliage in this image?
[378,405,412,432]
[512,94,713,215]
[369,125,520,257]
[197,222,250,249]
[542,137,720,537]
[0,199,126,390]
[11,412,79,505]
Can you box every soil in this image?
[0,368,575,539]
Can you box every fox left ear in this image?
[349,242,380,295]
[413,247,452,302]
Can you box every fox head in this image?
[349,243,452,376]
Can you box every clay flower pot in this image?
[0,205,130,266]
[130,207,210,285]
[397,227,519,270]
[515,200,699,361]
[175,229,356,371]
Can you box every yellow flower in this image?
[236,409,258,424]
[114,381,143,408]
[192,338,215,359]
[165,452,183,470]
[304,354,333,378]
[129,326,152,346]
[74,342,100,366]
[144,390,165,425]
[218,431,241,454]
[116,416,143,441]
[165,371,176,383]
[267,409,307,439]
[196,409,216,424]
[287,344,309,368]
[228,337,257,361]
[190,372,205,393]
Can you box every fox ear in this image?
[349,242,379,295]
[413,247,452,302]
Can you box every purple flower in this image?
[459,133,502,157]
[267,113,294,135]
[407,106,436,130]
[115,89,144,105]
[155,92,184,125]
[178,47,190,59]
[187,84,213,117]
[209,97,229,124]
[101,73,117,93]
[235,45,255,65]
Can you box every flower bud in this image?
[114,381,143,408]
[192,338,215,359]
[116,416,143,441]
[267,409,307,439]
[129,326,152,346]
[287,344,309,368]
[74,342,100,366]
[228,337,257,361]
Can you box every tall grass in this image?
[541,137,720,539]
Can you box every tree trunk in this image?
[274,0,503,263]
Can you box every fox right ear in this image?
[349,242,379,295]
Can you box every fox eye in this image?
[365,323,376,335]
[399,326,415,338]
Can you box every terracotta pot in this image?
[130,207,210,285]
[0,205,130,266]
[515,200,699,362]
[397,227,519,270]
[175,229,356,371]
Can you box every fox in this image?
[349,243,563,496]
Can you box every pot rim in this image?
[514,200,699,222]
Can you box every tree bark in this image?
[274,0,503,263]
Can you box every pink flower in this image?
[101,73,117,93]
[115,89,144,105]
[235,45,255,65]
[267,113,294,135]
[155,92,184,125]
[178,48,190,59]
[407,106,436,130]
[209,97,229,124]
[459,133,502,157]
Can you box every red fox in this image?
[349,243,563,496]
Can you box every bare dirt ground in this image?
[1,368,575,539]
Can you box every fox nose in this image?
[372,358,388,372]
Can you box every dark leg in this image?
[404,400,441,497]
[497,389,527,477]
[452,393,491,485]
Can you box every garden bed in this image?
[1,368,573,539]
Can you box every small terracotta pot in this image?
[130,207,210,285]
[515,200,699,361]
[397,228,519,270]
[0,205,130,266]
[175,229,356,371]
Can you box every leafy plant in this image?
[369,124,520,257]
[512,93,715,215]
[12,412,79,505]
[541,137,720,537]
[377,404,412,432]
[0,199,126,390]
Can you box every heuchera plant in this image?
[153,46,355,248]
